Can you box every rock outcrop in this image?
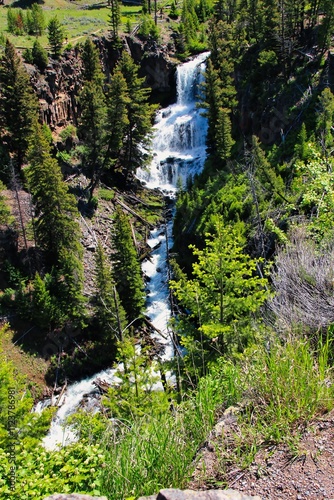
[26,35,176,130]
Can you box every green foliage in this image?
[116,51,156,175]
[104,68,130,173]
[94,242,127,347]
[0,39,39,167]
[292,145,334,240]
[47,16,64,59]
[0,180,12,226]
[59,124,77,142]
[111,208,145,321]
[26,123,85,327]
[171,216,269,373]
[22,47,33,64]
[100,375,221,499]
[77,79,107,194]
[169,0,180,19]
[108,0,121,40]
[138,15,160,41]
[32,39,49,72]
[7,8,24,36]
[103,336,169,419]
[316,88,334,153]
[0,439,106,499]
[236,335,334,448]
[81,38,104,84]
[25,3,45,37]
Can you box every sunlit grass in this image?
[0,0,142,49]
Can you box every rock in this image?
[26,35,176,130]
[137,489,261,500]
[43,495,107,500]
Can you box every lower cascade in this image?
[36,52,209,451]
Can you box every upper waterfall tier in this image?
[137,52,210,191]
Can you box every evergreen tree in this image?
[104,336,168,419]
[81,38,104,84]
[316,88,334,154]
[216,107,235,162]
[94,242,127,345]
[77,81,107,197]
[0,39,38,168]
[27,124,85,326]
[116,52,156,177]
[103,69,130,173]
[27,124,82,265]
[47,16,64,59]
[32,39,49,72]
[78,39,107,196]
[0,180,12,226]
[109,0,121,40]
[26,3,45,36]
[170,216,269,363]
[111,208,145,321]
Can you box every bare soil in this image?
[189,408,334,500]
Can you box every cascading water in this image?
[36,52,209,451]
[137,51,209,191]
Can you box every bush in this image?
[22,48,34,64]
[59,124,77,142]
[138,15,160,41]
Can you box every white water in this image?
[36,52,209,450]
[137,51,209,192]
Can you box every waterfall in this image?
[36,52,209,451]
[137,51,209,192]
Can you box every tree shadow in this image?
[10,0,45,9]
[85,2,109,10]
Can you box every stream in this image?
[36,51,209,451]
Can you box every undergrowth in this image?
[99,334,333,498]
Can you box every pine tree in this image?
[170,216,269,362]
[26,3,45,36]
[109,0,121,40]
[116,52,156,178]
[81,38,104,84]
[94,242,127,344]
[27,123,82,264]
[111,208,145,321]
[0,39,38,167]
[103,68,130,173]
[27,124,85,326]
[47,16,64,59]
[316,88,334,154]
[216,107,235,162]
[77,81,107,197]
[32,39,49,72]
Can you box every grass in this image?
[100,376,220,499]
[0,0,142,49]
[0,322,49,398]
[212,334,334,471]
[98,187,115,201]
[98,333,334,499]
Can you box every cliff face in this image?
[26,36,176,130]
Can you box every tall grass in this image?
[98,335,333,498]
[216,334,334,468]
[100,376,222,500]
